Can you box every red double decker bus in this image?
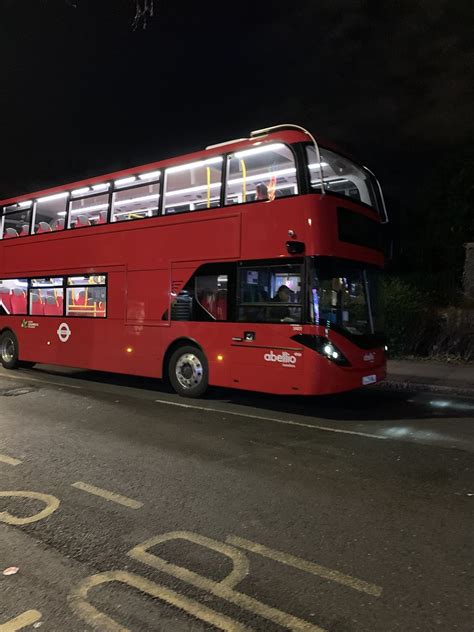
[0,124,387,397]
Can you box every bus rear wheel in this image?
[168,345,208,398]
[0,331,19,370]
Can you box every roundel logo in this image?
[57,322,72,343]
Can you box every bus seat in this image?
[51,218,65,231]
[19,224,30,237]
[216,291,227,320]
[4,228,19,239]
[30,292,44,316]
[76,290,87,306]
[44,295,62,316]
[199,292,216,318]
[0,287,12,314]
[97,211,108,224]
[67,289,87,315]
[36,222,52,234]
[75,215,91,228]
[11,288,26,314]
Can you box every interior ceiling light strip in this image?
[166,156,223,174]
[234,143,286,159]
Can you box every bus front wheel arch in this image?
[165,341,209,398]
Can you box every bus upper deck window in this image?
[306,146,381,214]
[69,193,110,229]
[112,180,160,223]
[163,157,223,215]
[2,203,33,239]
[34,193,69,234]
[225,143,298,206]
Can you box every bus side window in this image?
[225,143,298,206]
[0,279,28,314]
[163,157,223,215]
[195,275,228,321]
[69,193,110,229]
[112,181,160,223]
[65,275,107,318]
[169,272,229,322]
[34,194,68,233]
[2,204,33,238]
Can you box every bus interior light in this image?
[115,177,137,186]
[37,192,69,203]
[166,157,223,174]
[113,193,160,206]
[308,162,329,169]
[72,187,90,196]
[227,167,296,186]
[18,201,32,208]
[139,170,161,180]
[234,143,286,159]
[165,183,221,197]
[92,183,110,191]
[69,203,109,214]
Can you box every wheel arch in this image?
[0,326,16,338]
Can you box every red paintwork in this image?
[0,130,386,395]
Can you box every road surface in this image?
[0,365,472,631]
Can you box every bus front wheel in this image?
[0,331,19,370]
[168,345,208,398]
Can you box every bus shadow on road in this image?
[27,365,474,423]
[208,385,474,422]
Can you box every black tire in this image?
[168,345,209,398]
[0,330,19,370]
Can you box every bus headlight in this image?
[291,334,351,366]
[322,342,343,362]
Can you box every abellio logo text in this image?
[264,350,297,367]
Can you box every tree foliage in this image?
[394,145,474,303]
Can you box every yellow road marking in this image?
[227,535,382,598]
[71,481,143,509]
[0,610,42,631]
[69,570,247,632]
[129,530,326,631]
[0,454,22,467]
[0,491,60,525]
[153,398,387,441]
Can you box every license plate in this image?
[362,374,377,386]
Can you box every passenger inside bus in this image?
[270,285,293,320]
[255,182,268,201]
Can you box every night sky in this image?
[1,0,473,205]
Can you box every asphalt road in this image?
[0,365,472,631]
